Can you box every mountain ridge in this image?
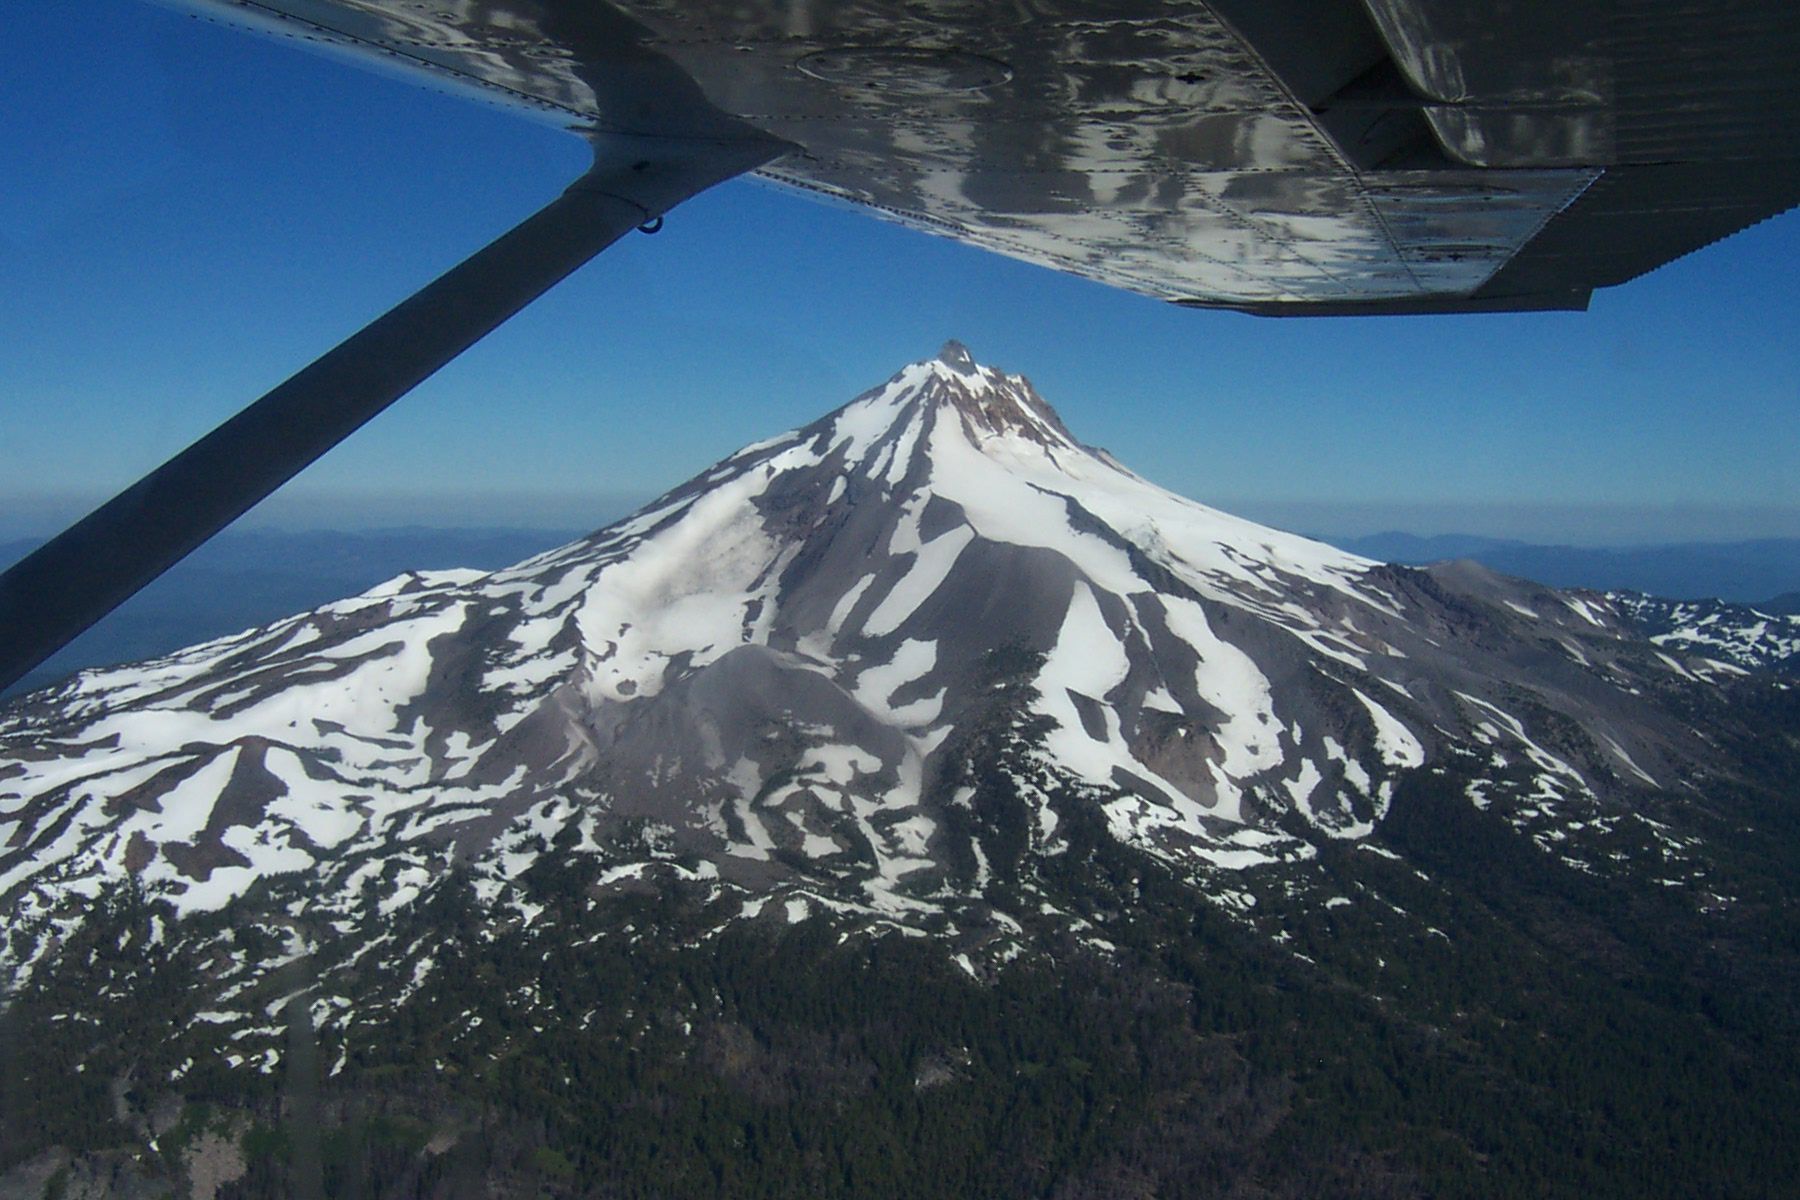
[1326,530,1800,604]
[0,345,1743,975]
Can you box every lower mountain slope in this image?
[1610,590,1800,675]
[2,344,1797,1198]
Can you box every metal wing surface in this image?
[152,0,1800,313]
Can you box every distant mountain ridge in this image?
[1325,531,1800,605]
[1762,591,1800,615]
[0,527,587,698]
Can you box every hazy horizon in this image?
[7,491,1800,550]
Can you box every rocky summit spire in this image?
[936,339,978,374]
[914,342,1076,449]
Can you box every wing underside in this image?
[167,0,1800,314]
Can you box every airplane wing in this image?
[168,0,1800,315]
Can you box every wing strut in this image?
[0,132,784,695]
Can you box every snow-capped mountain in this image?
[0,344,1749,991]
[10,344,1799,1200]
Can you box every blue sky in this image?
[2,0,1797,545]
